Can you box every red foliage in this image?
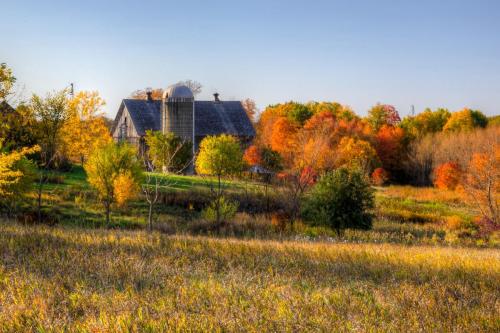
[382,105,401,126]
[243,145,261,166]
[433,162,462,190]
[375,125,405,174]
[299,166,318,186]
[371,168,389,186]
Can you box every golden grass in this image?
[0,222,499,332]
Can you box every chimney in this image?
[213,92,220,103]
[146,87,153,102]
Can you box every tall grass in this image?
[0,222,498,332]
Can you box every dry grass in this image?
[0,222,499,332]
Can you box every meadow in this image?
[0,222,499,332]
[1,167,499,331]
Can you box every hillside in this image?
[0,222,498,332]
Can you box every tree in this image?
[375,125,406,181]
[400,108,451,139]
[0,63,16,102]
[443,108,488,132]
[302,168,374,235]
[130,88,164,100]
[141,133,192,231]
[30,90,70,168]
[336,137,379,175]
[270,117,299,160]
[367,104,400,132]
[242,98,258,123]
[433,162,462,190]
[243,145,261,167]
[0,103,39,151]
[462,147,499,225]
[144,130,192,173]
[84,143,142,226]
[61,91,111,164]
[195,135,243,223]
[405,133,436,186]
[0,143,39,201]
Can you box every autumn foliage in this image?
[243,145,262,166]
[433,162,462,190]
[371,168,389,186]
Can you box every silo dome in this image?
[163,85,193,100]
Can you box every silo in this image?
[161,84,195,143]
[161,84,195,173]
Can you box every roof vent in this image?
[146,87,153,102]
[213,93,220,103]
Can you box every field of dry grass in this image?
[0,222,498,332]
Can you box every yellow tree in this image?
[336,137,379,175]
[0,142,39,198]
[84,142,142,226]
[62,91,111,164]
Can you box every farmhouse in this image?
[111,85,255,156]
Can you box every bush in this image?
[371,167,389,186]
[433,162,461,190]
[202,196,238,223]
[302,168,374,234]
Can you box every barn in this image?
[111,85,255,160]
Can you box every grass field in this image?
[0,222,498,332]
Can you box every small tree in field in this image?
[141,138,193,232]
[84,142,142,226]
[195,135,243,223]
[302,167,375,235]
[463,147,499,226]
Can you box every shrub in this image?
[302,168,374,234]
[371,168,389,186]
[433,162,462,190]
[202,196,239,223]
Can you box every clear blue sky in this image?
[2,0,500,117]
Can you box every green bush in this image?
[302,168,375,234]
[202,196,239,223]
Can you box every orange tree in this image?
[462,147,499,225]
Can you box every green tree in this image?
[84,142,142,226]
[400,108,451,139]
[30,90,70,167]
[286,102,313,125]
[196,135,243,223]
[302,167,375,235]
[144,130,192,173]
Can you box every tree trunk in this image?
[217,174,222,224]
[148,203,153,232]
[105,201,111,227]
[37,176,43,224]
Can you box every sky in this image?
[2,0,500,118]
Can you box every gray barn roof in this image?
[113,99,255,138]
